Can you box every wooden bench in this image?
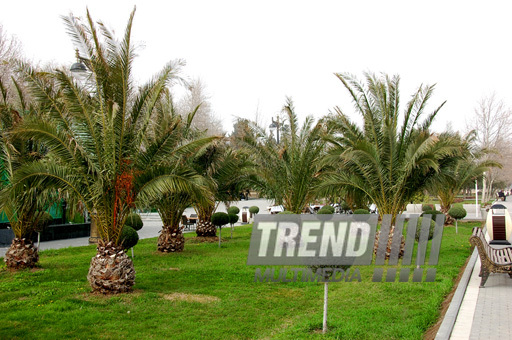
[469,227,512,287]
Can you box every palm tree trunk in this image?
[4,238,39,269]
[196,205,216,237]
[157,225,185,252]
[87,240,135,294]
[440,205,454,225]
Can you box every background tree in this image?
[177,77,223,136]
[0,25,23,100]
[467,93,512,201]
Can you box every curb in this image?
[435,248,478,339]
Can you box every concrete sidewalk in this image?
[437,199,512,339]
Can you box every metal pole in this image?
[276,116,280,144]
[475,179,479,218]
[323,281,328,334]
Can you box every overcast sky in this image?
[1,1,511,133]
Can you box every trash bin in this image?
[242,206,250,224]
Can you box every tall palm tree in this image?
[241,98,328,213]
[10,9,194,293]
[323,72,462,223]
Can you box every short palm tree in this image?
[323,72,462,223]
[241,98,328,213]
[193,142,251,237]
[0,76,51,269]
[10,9,192,293]
[428,131,500,223]
[142,93,215,252]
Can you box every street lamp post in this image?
[70,49,89,73]
[269,117,280,143]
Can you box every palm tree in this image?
[241,98,328,213]
[142,92,216,252]
[0,75,51,269]
[10,9,193,293]
[323,72,462,223]
[192,142,251,237]
[428,131,501,223]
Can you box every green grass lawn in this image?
[0,222,478,340]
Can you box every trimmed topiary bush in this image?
[422,204,434,212]
[353,209,370,214]
[448,206,467,233]
[406,217,436,241]
[317,208,333,214]
[211,212,230,247]
[278,211,294,214]
[228,213,239,238]
[322,205,335,214]
[227,206,240,215]
[125,213,143,231]
[120,225,139,250]
[249,206,260,215]
[420,209,444,221]
[228,213,239,225]
[212,212,230,227]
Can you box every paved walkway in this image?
[438,198,512,339]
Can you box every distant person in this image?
[499,190,506,201]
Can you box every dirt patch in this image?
[187,236,221,244]
[163,292,220,304]
[423,253,472,340]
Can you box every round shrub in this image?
[322,205,335,214]
[227,206,240,215]
[353,209,370,214]
[448,206,467,220]
[211,212,230,227]
[249,206,260,215]
[120,225,139,250]
[420,210,444,220]
[125,213,143,231]
[317,208,333,214]
[412,217,436,241]
[422,204,434,212]
[228,213,239,225]
[279,211,294,214]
